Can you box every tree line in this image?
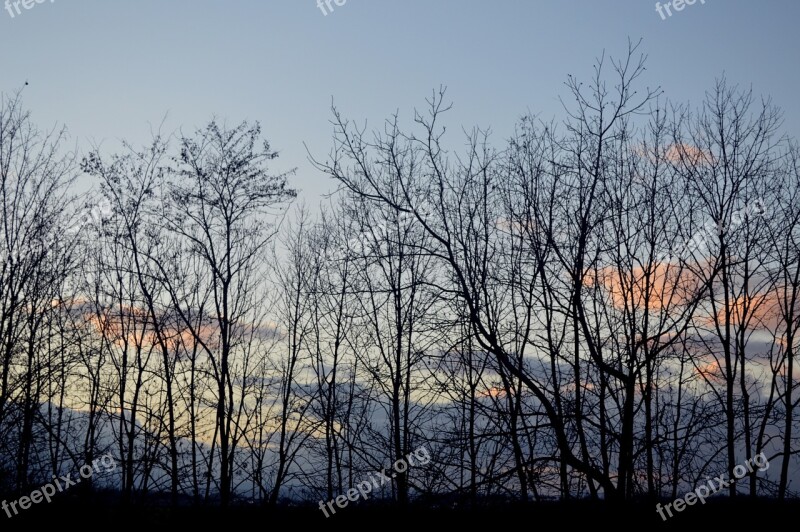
[1,46,798,507]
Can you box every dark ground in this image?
[0,496,795,531]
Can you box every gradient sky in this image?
[1,0,798,200]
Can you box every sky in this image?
[1,0,798,201]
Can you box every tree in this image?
[163,120,295,506]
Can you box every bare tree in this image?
[163,120,295,506]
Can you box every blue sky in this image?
[1,0,798,200]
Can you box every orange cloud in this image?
[663,143,715,166]
[585,263,699,311]
[698,292,781,331]
[632,142,715,168]
[476,386,507,399]
[695,360,724,382]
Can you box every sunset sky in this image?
[1,4,800,524]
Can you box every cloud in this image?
[584,263,700,311]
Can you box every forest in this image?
[0,47,798,525]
